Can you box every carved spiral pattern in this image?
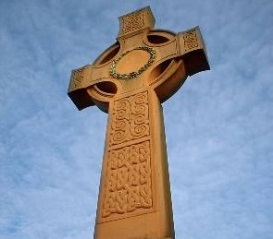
[109,91,149,146]
[102,141,152,218]
[131,124,149,138]
[134,92,147,104]
[113,118,127,129]
[134,114,146,124]
[132,104,147,115]
[116,99,130,111]
[112,130,127,143]
[115,110,127,120]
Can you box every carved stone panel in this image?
[101,140,152,221]
[118,7,155,38]
[99,90,154,222]
[109,91,150,146]
[183,29,199,51]
[70,67,85,90]
[121,11,145,35]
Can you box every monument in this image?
[68,6,209,239]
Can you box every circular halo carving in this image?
[109,46,156,80]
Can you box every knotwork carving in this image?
[101,141,152,219]
[71,68,84,89]
[121,11,145,35]
[183,29,199,51]
[109,91,149,146]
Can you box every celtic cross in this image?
[68,6,209,239]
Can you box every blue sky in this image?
[1,0,273,238]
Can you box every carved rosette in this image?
[109,91,150,146]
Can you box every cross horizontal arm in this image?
[151,27,209,76]
[68,62,114,110]
[177,26,210,75]
[68,65,94,110]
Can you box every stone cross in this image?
[68,6,209,239]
